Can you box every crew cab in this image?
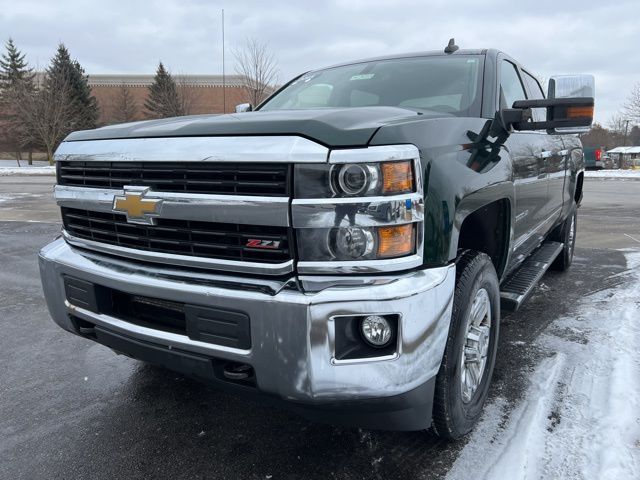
[39,42,594,439]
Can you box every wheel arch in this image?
[574,170,584,206]
[451,184,514,279]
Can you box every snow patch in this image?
[585,170,640,179]
[0,193,37,203]
[0,166,55,176]
[447,252,640,480]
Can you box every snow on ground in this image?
[585,169,640,179]
[0,166,55,176]
[0,193,42,203]
[447,251,640,480]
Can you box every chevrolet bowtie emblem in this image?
[112,187,163,225]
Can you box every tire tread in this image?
[432,250,498,440]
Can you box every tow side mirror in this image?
[502,74,595,134]
[235,103,253,113]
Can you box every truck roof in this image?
[313,48,498,72]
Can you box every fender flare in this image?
[449,181,515,277]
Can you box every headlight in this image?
[295,160,413,198]
[297,224,415,261]
[333,164,379,196]
[330,227,375,259]
[292,144,423,272]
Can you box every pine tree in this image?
[0,38,36,162]
[144,62,183,118]
[0,38,34,89]
[45,44,99,130]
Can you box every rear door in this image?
[499,59,549,267]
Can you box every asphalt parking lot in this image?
[0,176,638,479]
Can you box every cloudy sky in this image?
[1,0,638,123]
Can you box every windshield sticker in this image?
[350,74,375,81]
[291,72,319,85]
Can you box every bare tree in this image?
[16,73,76,164]
[175,75,201,116]
[624,82,640,124]
[608,113,629,137]
[233,38,279,107]
[580,123,613,149]
[109,83,138,124]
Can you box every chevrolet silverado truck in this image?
[39,43,594,439]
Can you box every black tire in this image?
[432,250,500,440]
[551,206,577,271]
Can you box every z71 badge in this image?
[246,239,281,249]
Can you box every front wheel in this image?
[431,250,500,440]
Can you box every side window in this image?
[522,71,547,122]
[500,61,527,109]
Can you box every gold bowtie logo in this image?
[112,187,162,225]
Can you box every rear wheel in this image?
[551,206,577,271]
[432,250,500,440]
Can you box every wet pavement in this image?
[0,177,638,479]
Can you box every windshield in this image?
[260,55,484,116]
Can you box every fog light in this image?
[360,315,392,347]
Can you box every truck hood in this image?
[64,107,425,147]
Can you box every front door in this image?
[499,59,549,271]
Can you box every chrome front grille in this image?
[57,161,291,196]
[53,136,424,276]
[61,207,292,264]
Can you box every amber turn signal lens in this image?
[377,224,415,258]
[382,161,413,194]
[566,105,594,119]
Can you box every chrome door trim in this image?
[54,136,329,163]
[55,185,290,227]
[62,230,295,275]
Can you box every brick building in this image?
[0,74,261,155]
[88,74,252,125]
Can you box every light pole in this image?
[222,9,226,114]
[624,119,630,146]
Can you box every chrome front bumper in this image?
[39,238,455,429]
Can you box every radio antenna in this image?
[444,38,459,54]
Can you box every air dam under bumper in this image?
[39,238,455,431]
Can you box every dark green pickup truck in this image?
[39,41,594,439]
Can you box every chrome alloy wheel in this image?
[460,287,492,403]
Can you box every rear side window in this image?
[500,61,527,109]
[522,71,546,121]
